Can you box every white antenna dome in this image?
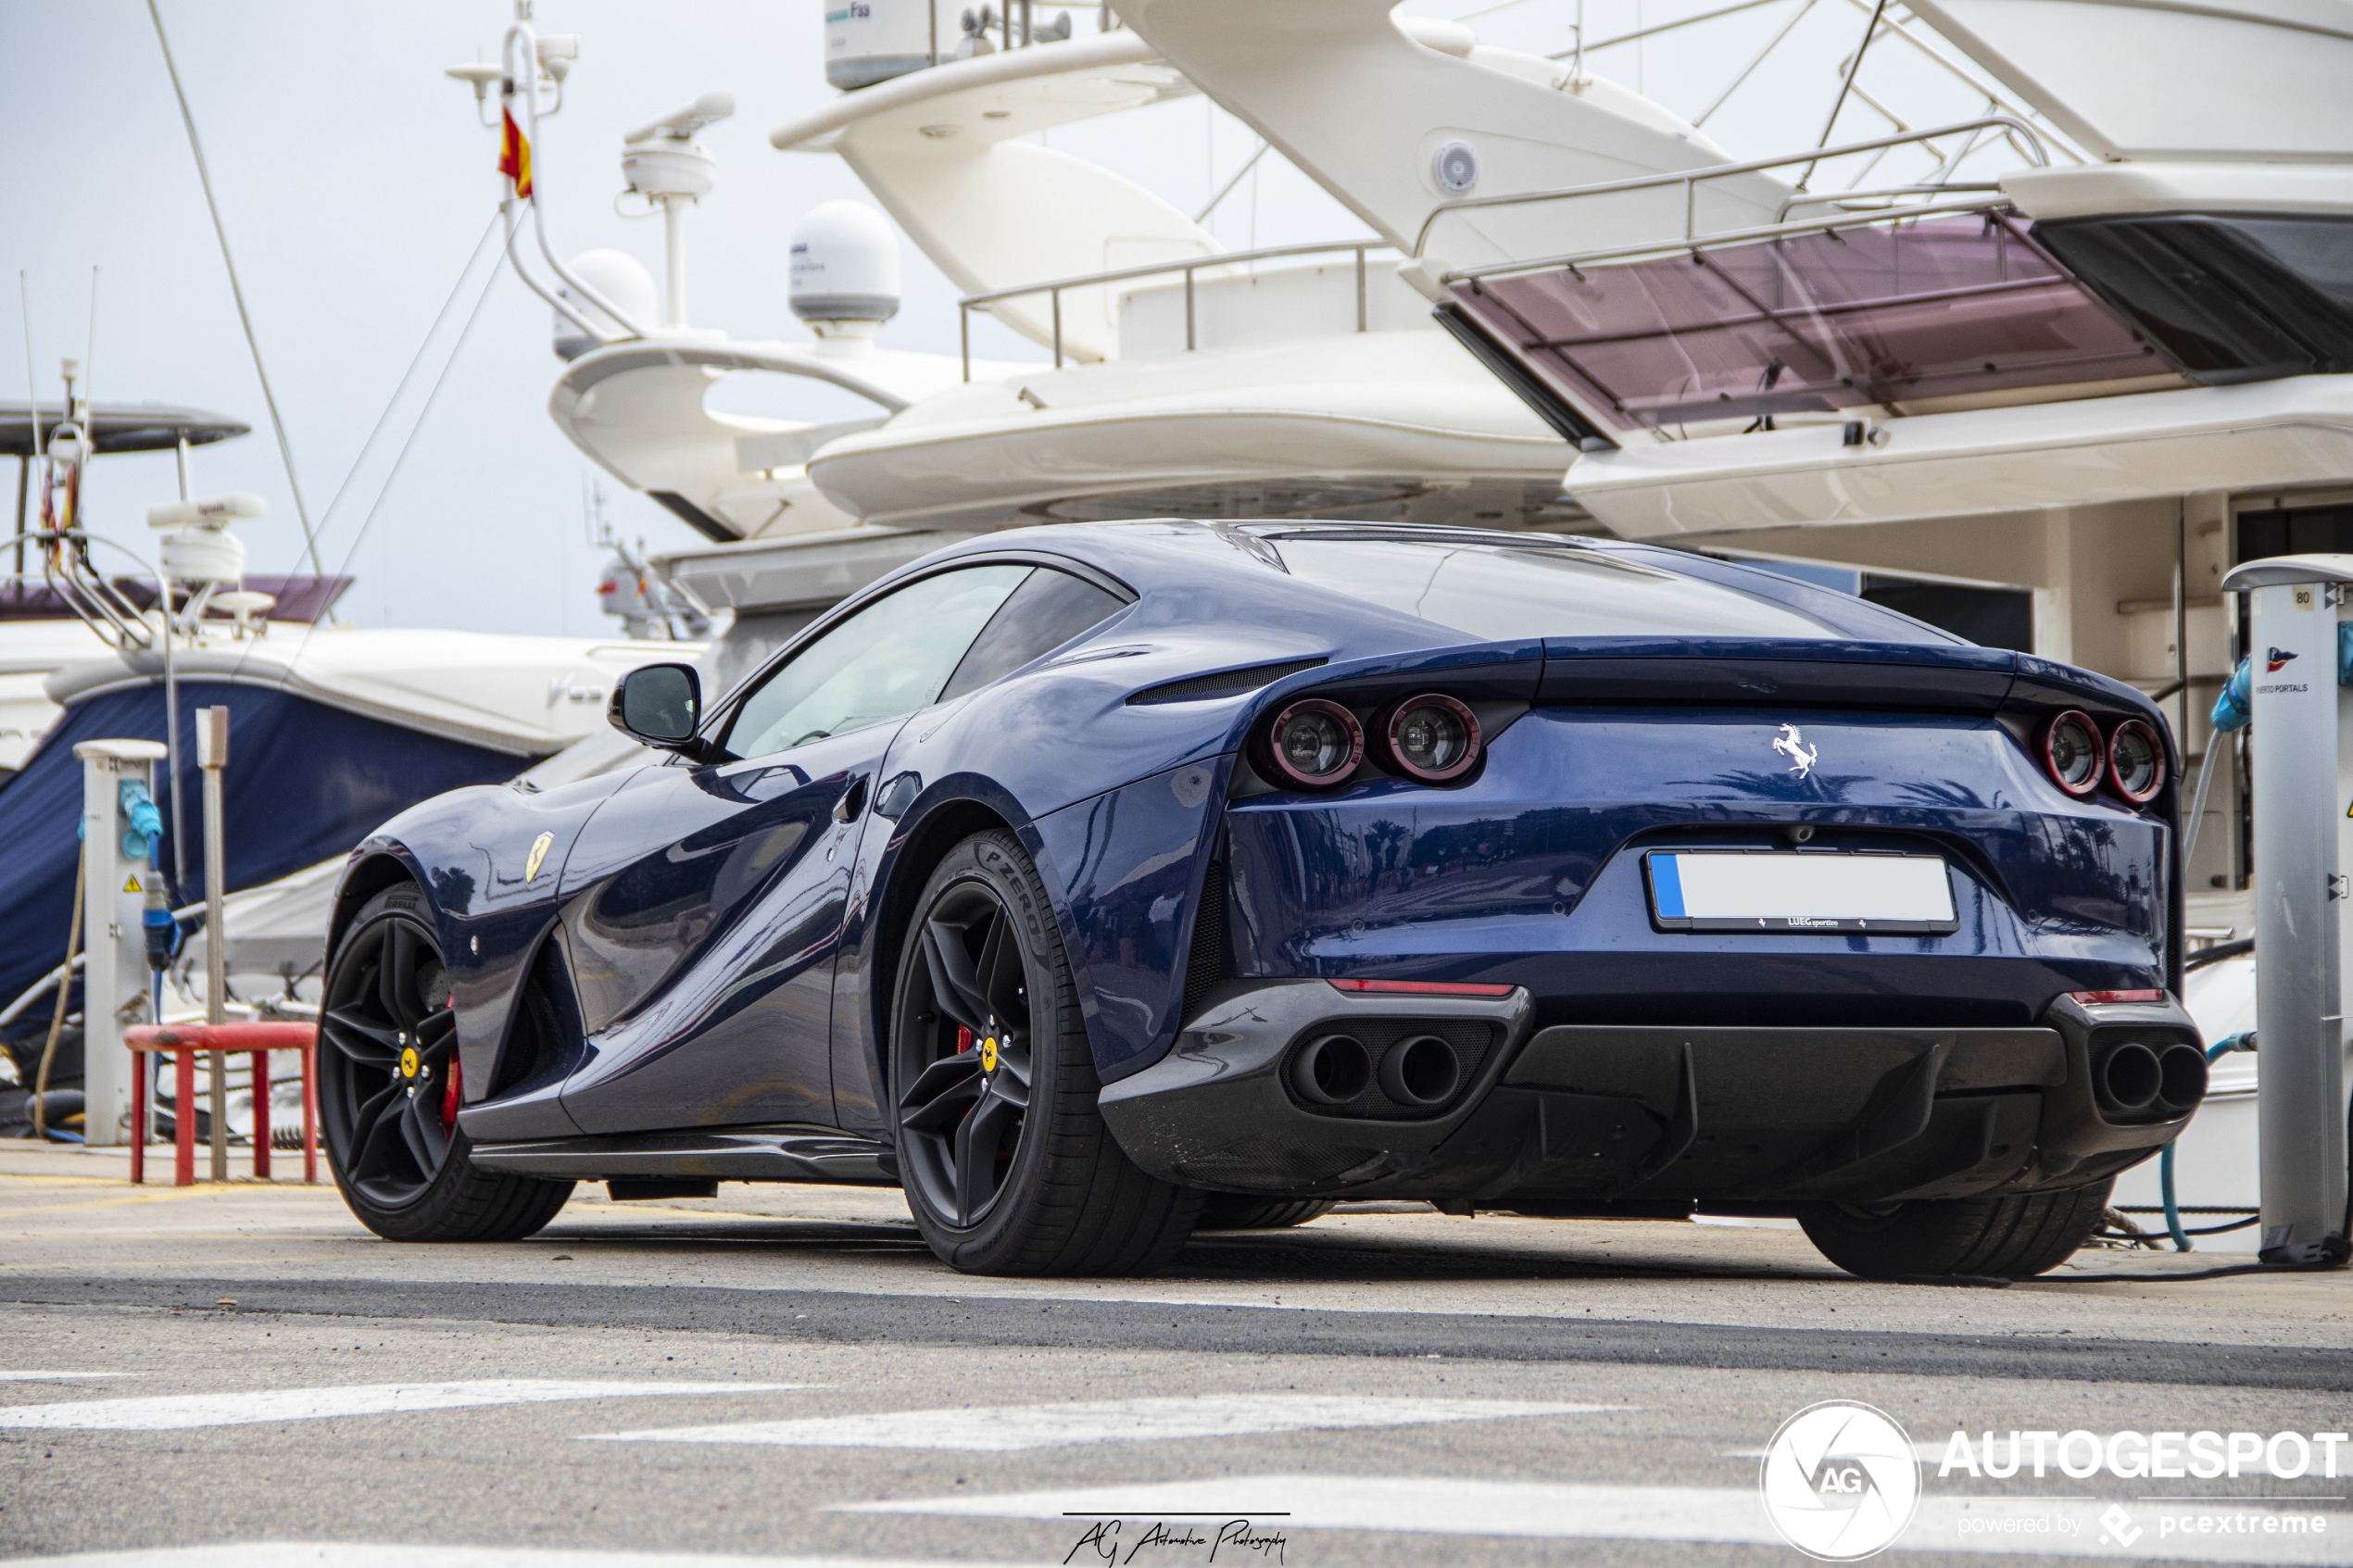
[555,248,659,360]
[788,202,900,331]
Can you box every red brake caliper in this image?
[440,1046,461,1134]
[953,1025,977,1128]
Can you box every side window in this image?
[722,564,1032,758]
[937,568,1128,702]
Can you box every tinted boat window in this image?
[724,564,1031,757]
[938,568,1127,701]
[1267,538,1843,640]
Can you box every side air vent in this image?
[1180,857,1230,1023]
[1129,659,1326,706]
[493,939,592,1098]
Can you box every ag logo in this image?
[1758,1400,1919,1561]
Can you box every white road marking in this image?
[846,1474,2352,1562]
[25,1549,963,1568]
[0,1370,137,1382]
[0,1380,808,1432]
[590,1394,1618,1452]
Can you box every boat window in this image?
[1268,538,1844,640]
[723,564,1032,757]
[937,569,1128,701]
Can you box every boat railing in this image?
[957,238,1401,381]
[1416,115,2050,283]
[2,528,163,652]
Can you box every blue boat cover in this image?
[0,681,518,1011]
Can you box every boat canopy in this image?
[0,402,249,458]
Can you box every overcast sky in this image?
[2,1,1991,637]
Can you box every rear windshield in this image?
[1265,536,1843,640]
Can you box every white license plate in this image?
[1645,850,1957,934]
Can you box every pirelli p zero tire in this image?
[1196,1196,1338,1231]
[891,830,1202,1276]
[1797,1179,2114,1280]
[320,883,574,1244]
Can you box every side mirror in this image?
[610,663,703,752]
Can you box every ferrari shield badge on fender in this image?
[524,831,555,883]
[1773,723,1818,780]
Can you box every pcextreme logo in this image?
[1759,1400,1922,1561]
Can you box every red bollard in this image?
[124,1022,319,1186]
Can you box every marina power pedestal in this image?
[71,738,170,1148]
[2220,554,2353,1267]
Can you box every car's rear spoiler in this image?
[1538,638,2164,734]
[1229,637,2168,763]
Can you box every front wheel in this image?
[320,884,573,1243]
[1796,1180,2112,1280]
[891,831,1200,1275]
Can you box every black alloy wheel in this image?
[891,831,1200,1275]
[320,884,573,1242]
[897,873,1036,1228]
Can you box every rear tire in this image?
[320,884,574,1243]
[1196,1196,1337,1231]
[1797,1180,2113,1280]
[891,830,1200,1275]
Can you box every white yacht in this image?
[455,4,1585,686]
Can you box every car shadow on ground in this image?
[523,1210,1888,1286]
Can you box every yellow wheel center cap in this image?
[979,1035,999,1073]
[399,1046,421,1080]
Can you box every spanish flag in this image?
[498,107,534,199]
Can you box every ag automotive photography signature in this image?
[1065,1515,1291,1564]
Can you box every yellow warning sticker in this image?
[123,875,142,893]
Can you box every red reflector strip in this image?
[1328,978,1516,997]
[2068,989,2166,1005]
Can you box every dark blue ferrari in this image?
[320,521,2203,1279]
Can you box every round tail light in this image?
[2107,718,2166,805]
[1254,698,1363,790]
[2041,710,2105,797]
[1373,693,1482,784]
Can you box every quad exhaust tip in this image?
[1379,1034,1462,1107]
[2156,1041,2208,1116]
[2092,1039,2208,1119]
[2095,1040,2162,1114]
[1290,1031,1464,1109]
[1290,1033,1373,1104]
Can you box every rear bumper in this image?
[1098,984,2198,1207]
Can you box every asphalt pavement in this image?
[3,1142,2349,1568]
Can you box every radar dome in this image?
[554,248,659,359]
[789,202,900,331]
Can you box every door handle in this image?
[833,775,870,824]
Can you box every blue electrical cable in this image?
[2162,1031,2255,1250]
